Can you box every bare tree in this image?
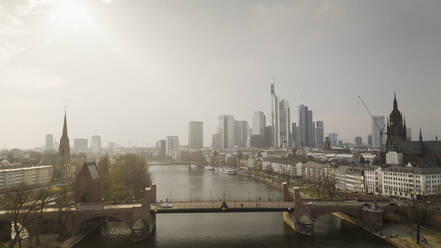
[1,185,39,248]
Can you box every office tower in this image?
[74,138,88,153]
[235,120,249,147]
[211,134,222,150]
[271,84,280,147]
[156,139,166,156]
[264,126,273,148]
[166,136,179,159]
[292,122,301,147]
[328,132,338,146]
[367,135,373,147]
[218,115,235,149]
[252,111,266,136]
[371,116,385,148]
[45,134,54,151]
[271,84,291,148]
[91,135,102,153]
[407,128,412,141]
[315,121,324,148]
[279,99,291,148]
[299,105,315,147]
[188,121,203,149]
[355,136,362,147]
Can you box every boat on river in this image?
[205,165,215,171]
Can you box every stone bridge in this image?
[0,183,398,243]
[281,183,395,236]
[0,185,157,243]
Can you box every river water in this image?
[75,165,392,248]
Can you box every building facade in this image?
[74,138,88,154]
[235,120,249,147]
[91,135,102,153]
[0,165,53,189]
[45,134,54,151]
[166,136,180,160]
[252,111,266,136]
[315,121,324,148]
[188,121,204,149]
[219,115,235,149]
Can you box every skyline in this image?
[1,0,441,149]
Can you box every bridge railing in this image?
[153,199,292,209]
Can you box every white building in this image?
[382,166,441,199]
[0,165,53,189]
[166,136,180,160]
[364,166,382,194]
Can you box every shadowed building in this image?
[386,94,441,166]
[75,162,102,203]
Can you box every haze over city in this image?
[1,0,441,149]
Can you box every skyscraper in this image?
[218,115,235,149]
[315,121,324,148]
[367,134,373,147]
[235,120,249,147]
[271,84,280,147]
[264,126,273,148]
[45,134,54,151]
[252,111,266,136]
[371,116,385,148]
[156,139,166,156]
[292,122,301,147]
[279,99,291,148]
[91,135,102,153]
[59,112,72,178]
[74,138,88,153]
[355,136,363,147]
[271,84,290,148]
[188,121,203,149]
[299,105,315,147]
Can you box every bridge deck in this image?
[151,201,294,213]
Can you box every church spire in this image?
[62,110,68,138]
[419,128,423,142]
[59,110,72,178]
[393,92,398,110]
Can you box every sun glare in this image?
[49,0,93,29]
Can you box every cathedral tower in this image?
[386,93,407,149]
[59,111,72,178]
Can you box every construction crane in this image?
[358,96,386,155]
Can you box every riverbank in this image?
[236,168,441,248]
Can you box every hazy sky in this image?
[1,0,440,149]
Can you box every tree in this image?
[405,190,441,244]
[101,154,152,201]
[97,154,110,176]
[1,185,39,248]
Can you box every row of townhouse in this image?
[248,157,441,199]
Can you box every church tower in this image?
[59,111,72,178]
[386,93,407,149]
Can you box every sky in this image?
[0,0,440,149]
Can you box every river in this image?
[74,165,392,248]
